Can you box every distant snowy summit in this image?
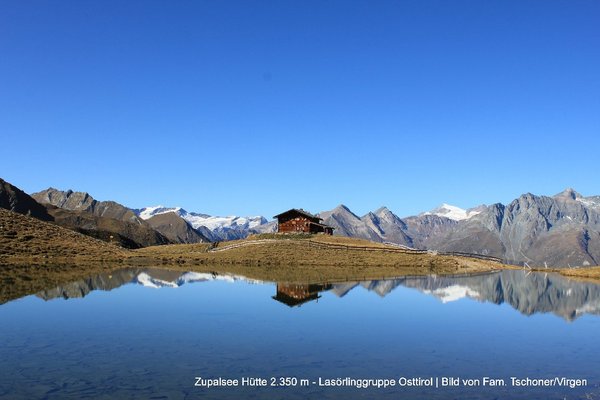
[136,205,266,230]
[135,205,272,241]
[421,203,483,221]
[136,205,193,221]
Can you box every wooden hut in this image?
[273,208,334,235]
[272,283,333,307]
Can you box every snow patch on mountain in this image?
[422,203,481,221]
[137,205,188,220]
[578,197,600,210]
[182,214,266,231]
[423,285,482,303]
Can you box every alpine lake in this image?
[1,267,600,399]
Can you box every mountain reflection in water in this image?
[34,268,600,321]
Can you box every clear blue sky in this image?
[1,1,598,218]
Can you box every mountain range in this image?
[30,187,275,244]
[319,189,600,268]
[29,187,171,248]
[2,176,600,267]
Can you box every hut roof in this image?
[272,293,320,307]
[273,208,322,221]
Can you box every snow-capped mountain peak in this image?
[182,214,267,231]
[422,203,480,221]
[134,206,272,241]
[136,205,187,220]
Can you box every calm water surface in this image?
[1,268,600,399]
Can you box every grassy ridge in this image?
[0,208,127,264]
[559,266,600,280]
[132,234,506,279]
[2,208,578,288]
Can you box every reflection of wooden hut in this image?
[272,283,332,307]
[273,209,334,235]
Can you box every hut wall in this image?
[278,216,312,233]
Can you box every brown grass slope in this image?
[560,265,600,280]
[133,234,507,281]
[0,208,127,264]
[0,208,131,303]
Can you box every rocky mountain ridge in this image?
[32,188,144,225]
[31,187,275,243]
[2,180,169,248]
[29,188,171,248]
[318,188,600,267]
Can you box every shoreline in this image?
[0,260,506,306]
[2,214,599,300]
